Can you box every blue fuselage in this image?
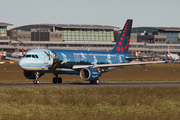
[19,48,134,74]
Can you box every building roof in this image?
[46,24,119,29]
[132,27,180,32]
[0,22,13,26]
[9,24,119,31]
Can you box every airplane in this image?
[166,45,179,61]
[6,19,165,84]
[11,52,25,58]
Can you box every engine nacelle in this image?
[80,67,100,81]
[23,70,36,79]
[23,71,44,79]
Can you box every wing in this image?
[5,57,21,61]
[125,57,154,60]
[72,61,165,69]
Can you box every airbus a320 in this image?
[7,19,165,84]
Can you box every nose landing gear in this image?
[33,72,40,84]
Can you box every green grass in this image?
[0,86,180,120]
[1,62,180,82]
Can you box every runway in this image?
[1,81,180,87]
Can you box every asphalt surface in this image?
[1,81,180,87]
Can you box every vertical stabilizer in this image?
[111,19,133,53]
[167,44,170,55]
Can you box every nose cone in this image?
[18,58,26,70]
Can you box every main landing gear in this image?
[53,74,62,84]
[90,79,100,85]
[33,72,40,84]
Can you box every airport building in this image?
[131,27,180,44]
[7,24,118,42]
[0,22,12,39]
[1,22,180,57]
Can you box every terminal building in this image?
[0,22,12,39]
[7,24,118,42]
[1,22,180,57]
[131,27,180,44]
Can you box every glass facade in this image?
[56,29,114,41]
[132,28,157,34]
[159,32,179,43]
[0,26,7,37]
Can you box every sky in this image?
[1,0,180,29]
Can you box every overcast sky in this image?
[1,0,180,29]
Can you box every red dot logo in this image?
[125,28,127,30]
[127,36,129,38]
[125,45,127,49]
[117,47,120,51]
[121,47,124,51]
[126,26,127,27]
[122,33,125,36]
[127,39,129,41]
[118,42,122,46]
[123,30,126,33]
[120,37,123,41]
[127,42,129,45]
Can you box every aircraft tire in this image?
[53,77,58,84]
[90,79,99,85]
[94,79,100,85]
[33,80,36,84]
[57,77,62,83]
[90,81,94,84]
[33,80,39,84]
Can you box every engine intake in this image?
[80,68,100,81]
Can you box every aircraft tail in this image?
[167,44,170,55]
[111,19,133,53]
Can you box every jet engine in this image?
[23,70,44,79]
[23,70,36,79]
[80,67,100,81]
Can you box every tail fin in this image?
[167,44,170,55]
[111,19,133,53]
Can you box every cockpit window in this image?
[26,55,31,58]
[32,55,35,58]
[24,54,39,58]
[35,55,39,58]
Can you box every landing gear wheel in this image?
[33,72,40,84]
[53,77,58,83]
[90,79,100,85]
[90,81,94,84]
[94,79,100,85]
[33,80,40,84]
[57,77,62,83]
